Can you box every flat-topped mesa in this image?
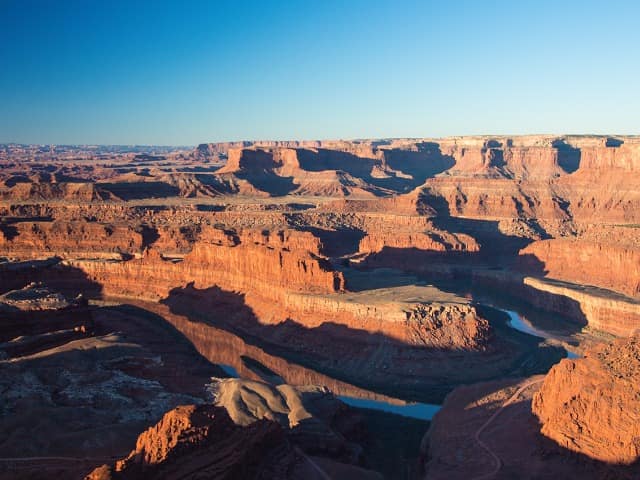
[271,283,495,348]
[194,140,253,160]
[415,136,640,226]
[217,147,386,197]
[429,138,568,179]
[217,147,287,174]
[219,146,355,176]
[214,148,297,197]
[532,335,640,464]
[199,140,383,162]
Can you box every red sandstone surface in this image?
[533,335,640,465]
[88,403,382,480]
[1,135,639,478]
[425,335,640,479]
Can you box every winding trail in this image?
[471,378,544,480]
[294,447,332,480]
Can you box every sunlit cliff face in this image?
[2,135,640,479]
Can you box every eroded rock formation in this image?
[88,404,302,480]
[425,334,640,479]
[3,135,640,479]
[533,335,640,464]
[88,380,384,480]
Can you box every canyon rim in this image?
[2,1,640,478]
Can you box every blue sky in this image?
[1,0,638,145]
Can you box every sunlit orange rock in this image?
[533,335,640,464]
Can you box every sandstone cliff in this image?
[533,334,640,464]
[87,389,382,480]
[519,238,640,298]
[0,220,145,259]
[70,227,343,301]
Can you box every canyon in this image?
[1,135,639,479]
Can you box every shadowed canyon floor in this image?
[1,135,639,479]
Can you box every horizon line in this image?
[2,132,640,148]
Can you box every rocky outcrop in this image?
[533,335,640,464]
[88,382,383,480]
[272,292,494,349]
[0,298,220,478]
[0,282,90,343]
[405,304,491,350]
[88,404,301,479]
[422,373,636,480]
[210,378,365,462]
[0,282,78,312]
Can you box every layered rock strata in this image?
[533,335,640,464]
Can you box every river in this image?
[214,360,442,420]
[207,304,578,420]
[499,308,581,359]
[121,299,571,422]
